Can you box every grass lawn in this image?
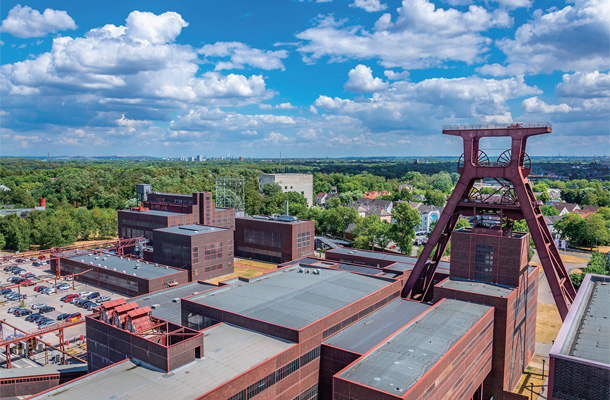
[536,303,562,344]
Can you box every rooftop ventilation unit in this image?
[95,257,99,260]
[135,265,139,269]
[298,268,304,273]
[151,304,161,309]
[172,298,180,303]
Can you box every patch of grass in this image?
[536,303,562,344]
[560,254,591,263]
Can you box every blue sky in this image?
[1,0,608,158]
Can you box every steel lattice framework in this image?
[402,123,576,320]
[215,176,245,212]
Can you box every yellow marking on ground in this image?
[536,303,562,344]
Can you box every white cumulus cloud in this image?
[350,0,388,12]
[297,0,512,69]
[522,97,572,113]
[199,42,289,71]
[478,0,610,76]
[1,5,76,38]
[345,64,389,92]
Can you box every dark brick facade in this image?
[118,191,235,243]
[0,367,87,398]
[450,228,529,287]
[51,257,189,297]
[550,357,610,400]
[86,315,203,373]
[332,306,495,400]
[434,228,538,400]
[181,275,402,399]
[235,216,315,264]
[153,226,234,281]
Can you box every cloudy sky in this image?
[1,0,608,158]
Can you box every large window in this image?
[204,242,223,261]
[244,229,282,248]
[297,231,311,248]
[474,244,494,282]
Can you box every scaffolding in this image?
[215,176,245,213]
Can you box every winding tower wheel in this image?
[403,123,575,321]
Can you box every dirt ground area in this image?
[536,303,563,344]
[515,357,547,400]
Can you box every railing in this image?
[0,317,85,346]
[443,122,551,130]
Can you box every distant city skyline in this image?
[1,0,609,158]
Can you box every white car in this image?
[31,303,46,310]
[79,291,93,298]
[43,287,56,294]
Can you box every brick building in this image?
[152,224,234,281]
[118,190,235,243]
[51,253,189,297]
[548,273,610,400]
[235,215,314,263]
[33,228,552,400]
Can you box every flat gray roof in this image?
[328,247,451,274]
[324,299,431,354]
[189,265,395,330]
[119,209,183,217]
[554,274,610,364]
[338,299,492,395]
[155,224,228,236]
[238,215,307,224]
[0,364,87,379]
[65,253,184,280]
[130,282,217,325]
[437,278,515,298]
[30,323,295,400]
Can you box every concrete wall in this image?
[259,174,314,207]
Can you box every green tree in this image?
[540,205,559,216]
[570,252,610,290]
[389,202,420,255]
[354,215,391,250]
[424,189,446,206]
[0,233,5,250]
[537,191,551,204]
[261,182,282,197]
[323,206,359,237]
[579,214,610,249]
[455,218,471,229]
[0,214,31,251]
[326,197,341,209]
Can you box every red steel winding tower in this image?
[402,123,576,320]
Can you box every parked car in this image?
[26,313,45,322]
[68,312,82,320]
[87,292,100,300]
[8,306,26,313]
[87,304,101,312]
[0,289,12,295]
[31,303,47,310]
[34,286,47,292]
[39,321,57,329]
[95,296,111,303]
[39,306,55,314]
[57,284,71,291]
[42,287,56,294]
[75,299,90,307]
[19,270,30,277]
[6,277,19,283]
[61,294,79,302]
[33,262,41,267]
[23,272,36,279]
[79,291,93,298]
[63,276,73,281]
[56,313,72,320]
[15,309,32,317]
[3,265,17,272]
[82,301,97,309]
[36,317,53,325]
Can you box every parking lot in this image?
[0,258,126,368]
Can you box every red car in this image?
[61,294,79,302]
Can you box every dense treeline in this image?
[0,157,608,252]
